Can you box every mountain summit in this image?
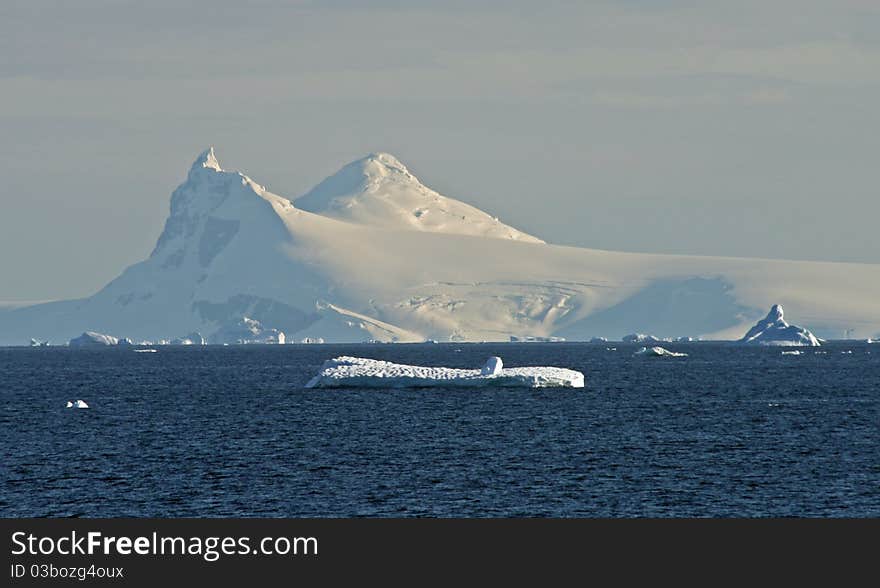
[1,148,879,345]
[294,152,544,243]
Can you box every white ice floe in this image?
[738,305,820,347]
[305,356,584,388]
[133,348,157,353]
[781,350,804,356]
[66,400,89,409]
[633,346,688,358]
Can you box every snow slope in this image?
[1,148,879,345]
[294,153,543,243]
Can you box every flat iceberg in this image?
[66,400,89,409]
[738,304,820,346]
[633,346,688,358]
[305,356,584,389]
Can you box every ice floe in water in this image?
[781,350,804,356]
[305,356,584,388]
[66,400,89,409]
[633,346,688,358]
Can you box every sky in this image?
[1,0,879,301]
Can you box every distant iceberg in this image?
[170,332,206,345]
[589,337,608,343]
[510,335,565,342]
[69,331,118,347]
[210,317,285,344]
[66,400,89,409]
[305,356,584,389]
[738,305,820,347]
[622,333,664,344]
[634,346,688,358]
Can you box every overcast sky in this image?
[2,0,879,300]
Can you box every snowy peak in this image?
[358,152,412,178]
[190,147,222,175]
[294,152,543,243]
[766,304,784,322]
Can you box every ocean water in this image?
[1,342,877,517]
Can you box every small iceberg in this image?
[305,356,584,388]
[781,350,804,356]
[633,346,688,358]
[133,348,157,353]
[66,400,89,409]
[738,305,820,347]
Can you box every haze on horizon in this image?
[1,0,879,301]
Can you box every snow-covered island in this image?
[305,356,585,389]
[4,148,880,346]
[737,304,821,346]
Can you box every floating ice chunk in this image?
[481,356,503,376]
[738,305,820,346]
[781,350,803,356]
[133,348,157,353]
[633,346,688,358]
[66,400,89,409]
[305,356,584,388]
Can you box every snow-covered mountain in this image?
[294,152,543,243]
[1,148,879,345]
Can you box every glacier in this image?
[737,305,821,347]
[2,148,880,345]
[305,356,585,389]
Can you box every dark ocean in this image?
[1,342,877,517]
